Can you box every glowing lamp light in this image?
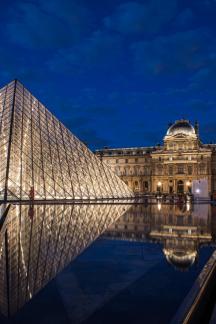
[186,202,190,211]
[196,188,200,194]
[157,181,162,187]
[158,202,161,211]
[186,181,191,186]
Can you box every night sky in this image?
[1,0,216,149]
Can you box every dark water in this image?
[0,202,215,323]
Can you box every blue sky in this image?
[1,0,216,149]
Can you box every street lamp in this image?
[186,181,191,193]
[186,201,190,211]
[157,181,162,196]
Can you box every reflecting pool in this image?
[0,202,215,323]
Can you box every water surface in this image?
[0,202,215,323]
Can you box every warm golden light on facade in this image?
[105,204,214,271]
[96,119,216,197]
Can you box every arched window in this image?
[144,181,148,191]
[177,180,184,194]
[134,181,139,191]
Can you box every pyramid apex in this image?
[0,81,133,201]
[0,79,23,89]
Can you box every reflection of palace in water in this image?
[0,203,129,317]
[105,203,216,270]
[0,202,215,317]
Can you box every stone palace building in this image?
[95,120,216,197]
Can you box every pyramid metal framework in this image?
[0,80,133,201]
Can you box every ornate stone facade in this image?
[96,120,216,197]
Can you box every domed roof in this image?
[163,249,197,271]
[167,120,195,136]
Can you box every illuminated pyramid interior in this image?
[0,80,133,201]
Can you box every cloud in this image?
[0,47,45,84]
[128,127,163,145]
[188,99,215,111]
[103,0,177,35]
[59,103,116,149]
[48,30,124,74]
[75,129,111,149]
[131,28,216,75]
[62,116,92,131]
[5,0,93,48]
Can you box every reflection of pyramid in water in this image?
[0,80,133,201]
[0,203,130,316]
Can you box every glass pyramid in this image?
[0,80,133,201]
